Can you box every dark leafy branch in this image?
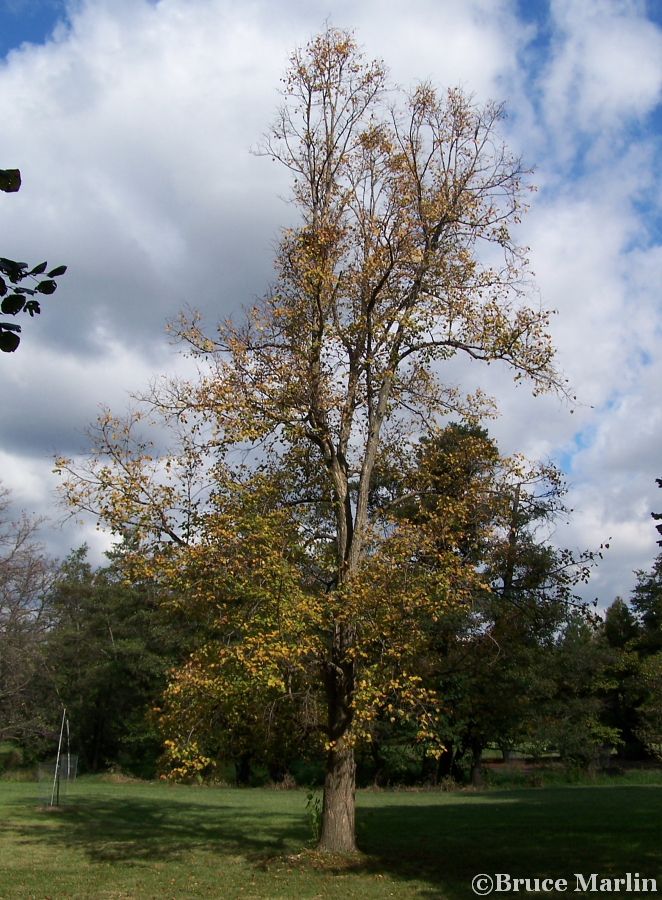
[653,477,662,548]
[0,167,66,353]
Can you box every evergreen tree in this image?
[43,547,183,775]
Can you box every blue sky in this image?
[1,0,661,605]
[0,0,65,57]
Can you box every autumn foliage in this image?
[57,29,561,852]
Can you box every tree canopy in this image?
[57,28,565,852]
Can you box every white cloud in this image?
[542,0,662,137]
[1,0,294,350]
[348,0,528,98]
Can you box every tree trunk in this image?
[318,647,358,853]
[435,745,455,783]
[371,738,387,787]
[470,741,484,787]
[318,737,358,852]
[234,751,252,785]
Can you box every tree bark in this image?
[435,745,455,783]
[318,643,358,853]
[470,741,484,787]
[318,737,358,852]
[235,751,252,785]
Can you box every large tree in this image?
[58,29,561,852]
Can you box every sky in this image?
[1,0,661,607]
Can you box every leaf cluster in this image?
[1,167,66,352]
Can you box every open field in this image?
[0,777,661,899]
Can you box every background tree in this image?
[603,597,639,650]
[635,653,662,761]
[42,546,186,776]
[600,598,643,758]
[625,481,662,756]
[525,615,622,770]
[58,29,561,852]
[619,546,662,760]
[397,431,601,782]
[0,484,56,748]
[630,554,662,656]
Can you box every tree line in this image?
[3,449,661,788]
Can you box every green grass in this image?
[482,762,662,790]
[0,777,661,898]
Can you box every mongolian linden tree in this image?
[57,30,562,853]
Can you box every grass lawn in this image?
[0,776,661,898]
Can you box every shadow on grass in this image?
[9,785,662,897]
[351,786,662,898]
[11,790,308,866]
